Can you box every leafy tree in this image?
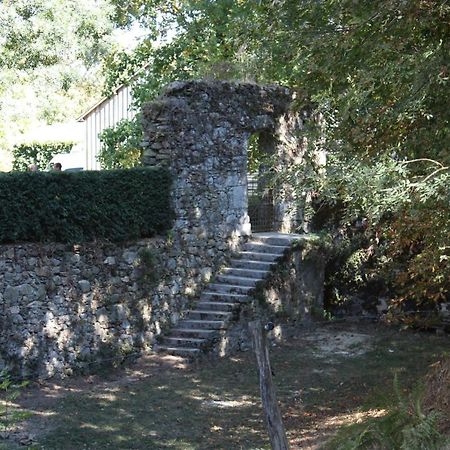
[98,118,143,169]
[12,141,74,172]
[0,0,113,70]
[265,0,450,315]
[105,0,449,317]
[0,0,115,169]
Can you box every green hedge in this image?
[0,168,173,244]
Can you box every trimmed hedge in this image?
[0,168,173,244]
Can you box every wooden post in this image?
[249,320,290,450]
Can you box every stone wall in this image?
[0,238,217,378]
[1,80,314,379]
[255,237,326,321]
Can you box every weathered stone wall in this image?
[142,80,306,241]
[0,238,216,378]
[255,239,326,321]
[1,80,314,379]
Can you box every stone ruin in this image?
[0,80,318,379]
[141,80,309,245]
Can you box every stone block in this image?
[4,286,20,303]
[78,280,91,293]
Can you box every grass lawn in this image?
[1,322,449,449]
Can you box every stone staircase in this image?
[156,232,300,358]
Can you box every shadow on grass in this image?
[35,357,267,450]
[8,323,450,450]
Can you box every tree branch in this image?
[419,166,449,184]
[403,158,445,168]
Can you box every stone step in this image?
[156,346,200,358]
[196,301,238,312]
[251,233,301,246]
[207,283,254,295]
[177,319,227,330]
[237,251,282,262]
[171,328,218,339]
[186,310,232,321]
[230,259,274,271]
[215,275,260,287]
[221,267,268,279]
[242,242,287,255]
[154,233,300,360]
[201,291,250,303]
[162,336,206,349]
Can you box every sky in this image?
[112,23,148,50]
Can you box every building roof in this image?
[77,62,151,122]
[77,84,129,122]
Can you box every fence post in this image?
[249,320,290,450]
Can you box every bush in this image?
[0,167,173,243]
[280,153,450,325]
[325,359,450,450]
[12,141,74,172]
[98,118,143,169]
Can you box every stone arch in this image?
[141,80,307,277]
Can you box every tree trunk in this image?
[249,320,290,450]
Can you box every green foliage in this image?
[0,0,113,71]
[326,373,448,450]
[302,154,450,315]
[106,0,448,158]
[104,1,269,105]
[12,141,74,172]
[247,134,274,174]
[330,410,446,450]
[324,234,374,307]
[98,118,143,169]
[0,167,173,244]
[0,0,114,169]
[264,0,449,314]
[0,370,30,433]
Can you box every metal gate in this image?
[247,174,275,232]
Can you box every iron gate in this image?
[247,174,275,232]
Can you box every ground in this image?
[1,321,449,450]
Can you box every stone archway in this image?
[140,80,317,302]
[142,80,307,243]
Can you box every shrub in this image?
[12,141,74,172]
[280,153,450,325]
[98,118,143,169]
[0,370,30,433]
[325,358,450,450]
[0,167,173,243]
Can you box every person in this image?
[28,164,38,172]
[53,162,62,171]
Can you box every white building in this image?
[77,84,135,170]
